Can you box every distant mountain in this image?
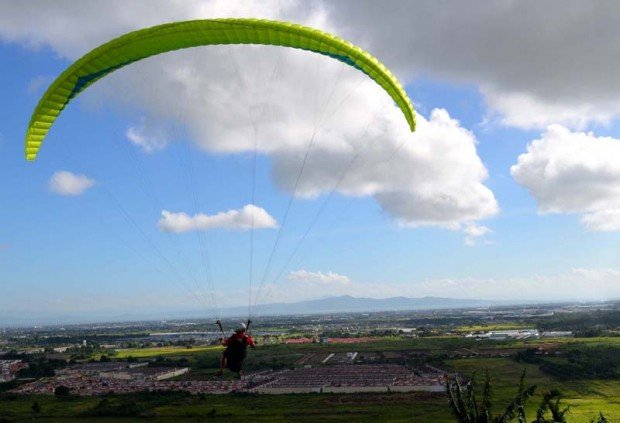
[219,295,503,317]
[0,295,526,326]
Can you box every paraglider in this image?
[24,18,415,161]
[24,19,417,365]
[217,320,256,377]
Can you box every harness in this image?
[225,335,248,373]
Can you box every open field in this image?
[0,391,452,422]
[1,375,615,423]
[114,345,221,359]
[455,323,532,332]
[2,336,617,422]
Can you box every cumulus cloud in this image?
[269,108,498,228]
[327,1,620,129]
[581,210,620,232]
[0,0,498,231]
[511,125,620,231]
[158,204,278,233]
[0,0,314,59]
[49,171,95,196]
[4,1,620,129]
[287,270,351,285]
[107,60,497,229]
[481,88,616,130]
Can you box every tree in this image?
[534,389,570,422]
[54,385,70,397]
[447,369,536,422]
[446,370,605,423]
[589,413,608,423]
[31,401,41,415]
[495,370,537,423]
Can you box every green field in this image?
[114,345,221,359]
[455,323,532,332]
[0,391,452,422]
[2,337,617,422]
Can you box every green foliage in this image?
[17,357,66,379]
[516,346,620,380]
[447,370,607,423]
[589,412,608,423]
[83,397,148,417]
[31,400,41,415]
[0,336,617,422]
[53,385,70,397]
[0,381,19,393]
[534,389,569,423]
[533,310,620,333]
[447,369,536,422]
[495,370,536,423]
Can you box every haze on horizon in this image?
[1,1,620,324]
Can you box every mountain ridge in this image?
[0,295,547,326]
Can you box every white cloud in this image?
[464,223,491,238]
[481,88,617,130]
[126,122,169,153]
[287,270,351,285]
[269,108,499,228]
[49,171,95,196]
[463,223,492,246]
[327,1,620,129]
[417,268,620,302]
[260,268,620,304]
[0,1,498,230]
[4,2,620,129]
[158,204,278,233]
[581,210,620,232]
[511,125,620,231]
[108,57,498,228]
[0,0,314,59]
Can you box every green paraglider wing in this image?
[25,18,415,161]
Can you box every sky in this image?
[1,1,619,324]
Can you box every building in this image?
[474,329,539,340]
[55,362,188,382]
[56,362,148,379]
[541,331,573,338]
[250,365,446,394]
[100,367,189,381]
[0,360,27,382]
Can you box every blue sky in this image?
[1,1,619,324]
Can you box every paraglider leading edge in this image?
[24,18,416,161]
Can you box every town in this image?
[1,301,617,421]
